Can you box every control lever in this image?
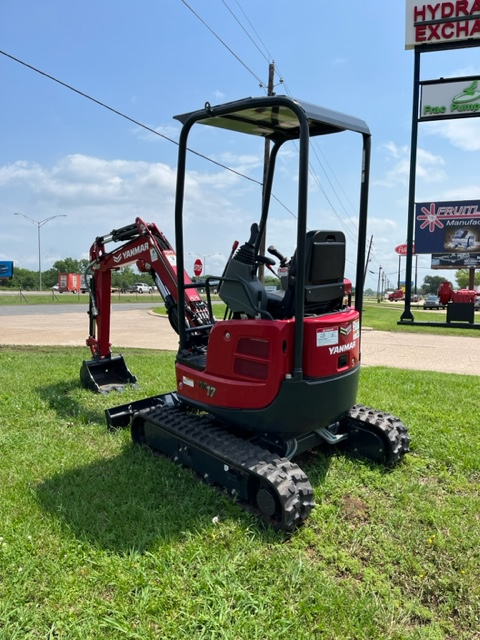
[268,245,288,267]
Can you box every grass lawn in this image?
[1,344,479,639]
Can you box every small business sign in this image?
[395,243,415,255]
[0,261,14,279]
[415,199,480,253]
[420,77,480,120]
[406,1,480,50]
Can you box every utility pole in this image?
[258,61,275,282]
[364,235,373,284]
[377,265,382,303]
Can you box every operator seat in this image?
[270,230,346,318]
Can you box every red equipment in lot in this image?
[437,281,476,305]
[58,272,83,293]
[388,289,404,301]
[81,95,410,531]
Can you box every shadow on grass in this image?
[37,379,105,425]
[35,441,333,552]
[35,443,242,551]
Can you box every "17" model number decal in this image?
[198,380,216,397]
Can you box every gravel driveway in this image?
[1,304,479,376]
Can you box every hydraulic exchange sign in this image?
[405,1,480,50]
[415,199,480,254]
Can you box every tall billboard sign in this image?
[415,199,480,253]
[406,1,480,50]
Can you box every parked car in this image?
[423,295,445,310]
[129,282,153,294]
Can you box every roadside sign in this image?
[395,243,415,255]
[193,258,203,276]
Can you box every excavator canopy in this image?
[174,95,370,142]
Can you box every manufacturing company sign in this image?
[406,1,480,49]
[420,77,480,119]
[415,199,480,253]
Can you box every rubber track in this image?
[137,406,315,531]
[347,404,411,466]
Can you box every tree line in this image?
[0,258,147,291]
[1,257,478,294]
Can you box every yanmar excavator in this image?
[82,95,410,531]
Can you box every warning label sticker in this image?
[316,327,338,348]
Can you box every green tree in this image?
[422,274,448,295]
[52,258,89,274]
[111,266,137,290]
[454,269,480,289]
[10,267,37,290]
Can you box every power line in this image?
[0,49,261,186]
[180,0,266,88]
[220,0,270,65]
[230,0,273,63]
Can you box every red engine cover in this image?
[176,309,361,410]
[303,310,360,377]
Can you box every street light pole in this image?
[14,213,67,291]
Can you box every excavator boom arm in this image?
[86,217,212,360]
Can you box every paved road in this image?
[1,304,479,376]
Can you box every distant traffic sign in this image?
[193,258,203,276]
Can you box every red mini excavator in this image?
[82,95,410,531]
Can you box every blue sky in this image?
[2,0,480,291]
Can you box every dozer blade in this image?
[80,354,137,394]
[105,392,177,430]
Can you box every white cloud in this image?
[423,119,480,151]
[1,153,256,269]
[375,142,446,187]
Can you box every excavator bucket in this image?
[80,354,137,394]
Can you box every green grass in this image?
[362,301,480,336]
[1,345,479,638]
[0,291,164,306]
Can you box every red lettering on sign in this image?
[414,5,427,20]
[471,17,480,32]
[415,25,427,41]
[472,0,480,12]
[428,23,441,39]
[441,21,454,37]
[456,0,469,16]
[427,3,441,18]
[442,2,454,17]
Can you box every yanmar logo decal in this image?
[329,341,356,355]
[339,324,352,336]
[113,242,150,263]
